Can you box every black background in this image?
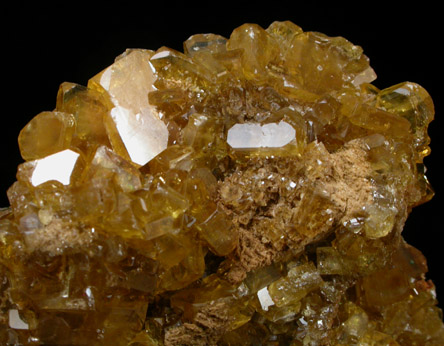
[2,3,442,305]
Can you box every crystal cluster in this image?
[1,21,442,345]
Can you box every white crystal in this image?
[97,49,168,165]
[31,149,80,186]
[8,309,29,330]
[227,121,296,149]
[110,106,168,165]
[151,50,172,60]
[257,286,275,311]
[351,66,377,87]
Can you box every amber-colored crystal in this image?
[18,111,76,161]
[1,21,442,345]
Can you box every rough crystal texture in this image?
[1,21,442,346]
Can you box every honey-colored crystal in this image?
[18,111,76,161]
[56,82,111,153]
[1,21,442,346]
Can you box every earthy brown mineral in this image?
[1,21,442,345]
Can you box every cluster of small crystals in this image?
[1,21,442,345]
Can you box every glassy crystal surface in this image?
[1,21,442,345]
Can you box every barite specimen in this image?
[0,21,442,345]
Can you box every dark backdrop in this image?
[3,2,442,304]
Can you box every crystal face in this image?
[1,21,442,345]
[227,121,296,148]
[90,49,169,166]
[29,149,81,187]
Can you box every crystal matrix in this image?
[1,21,442,345]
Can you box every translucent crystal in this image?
[1,21,441,346]
[227,121,296,149]
[56,82,111,153]
[18,111,75,161]
[89,49,168,166]
[268,262,323,307]
[257,286,275,311]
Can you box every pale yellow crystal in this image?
[184,33,228,57]
[89,49,168,165]
[376,81,434,158]
[227,23,279,82]
[90,145,142,193]
[363,203,397,239]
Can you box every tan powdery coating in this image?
[219,138,374,283]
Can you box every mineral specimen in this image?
[0,21,442,345]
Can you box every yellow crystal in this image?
[18,111,76,161]
[56,82,111,153]
[1,21,442,346]
[268,262,323,307]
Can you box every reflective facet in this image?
[227,121,296,148]
[30,149,80,186]
[1,21,441,346]
[90,49,168,165]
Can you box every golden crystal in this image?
[18,111,76,161]
[1,21,442,345]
